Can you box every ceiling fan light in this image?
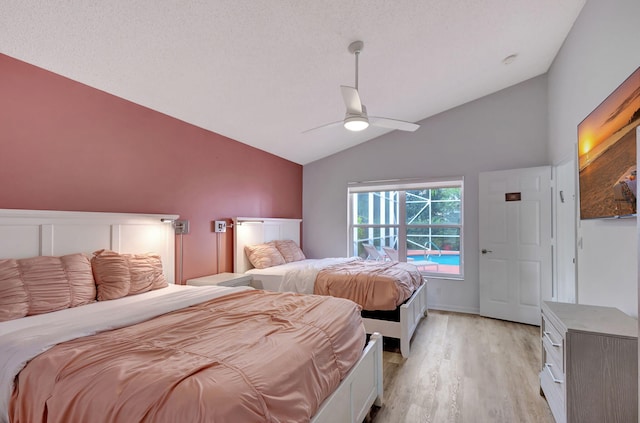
[344,116,369,131]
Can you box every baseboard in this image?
[427,303,479,315]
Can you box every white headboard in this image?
[0,209,179,284]
[233,217,302,273]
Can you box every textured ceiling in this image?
[1,1,585,165]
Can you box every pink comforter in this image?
[314,260,423,311]
[10,290,365,423]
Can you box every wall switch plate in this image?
[214,220,227,233]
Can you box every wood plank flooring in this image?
[369,311,555,423]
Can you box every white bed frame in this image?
[233,216,428,358]
[0,210,383,422]
[363,282,428,358]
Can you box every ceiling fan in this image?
[304,40,420,134]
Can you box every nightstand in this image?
[186,272,253,287]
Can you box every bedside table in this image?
[186,272,253,287]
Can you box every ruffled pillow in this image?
[91,250,167,301]
[274,240,306,263]
[0,253,95,322]
[244,242,286,269]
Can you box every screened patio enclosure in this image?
[348,182,463,278]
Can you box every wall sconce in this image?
[161,218,190,284]
[161,218,190,234]
[234,219,264,225]
[213,219,233,273]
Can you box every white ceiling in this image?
[2,1,585,165]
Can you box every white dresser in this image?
[540,301,638,423]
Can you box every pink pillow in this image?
[0,254,96,322]
[129,253,168,293]
[0,259,29,321]
[91,250,168,301]
[63,254,98,307]
[245,242,286,269]
[274,240,306,263]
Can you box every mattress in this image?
[247,257,423,311]
[1,285,365,423]
[246,257,358,291]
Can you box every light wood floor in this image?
[369,310,555,423]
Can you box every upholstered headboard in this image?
[233,217,302,273]
[0,209,179,283]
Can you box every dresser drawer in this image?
[540,361,566,423]
[542,314,564,372]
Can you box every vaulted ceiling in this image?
[2,1,586,164]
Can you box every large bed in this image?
[233,217,429,358]
[0,209,383,423]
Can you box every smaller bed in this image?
[246,257,420,311]
[234,217,429,358]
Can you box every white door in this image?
[479,166,552,326]
[554,159,577,303]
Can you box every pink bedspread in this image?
[10,290,365,423]
[314,260,423,311]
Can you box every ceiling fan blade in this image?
[370,117,420,132]
[340,86,363,115]
[302,120,343,134]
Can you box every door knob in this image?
[481,249,493,254]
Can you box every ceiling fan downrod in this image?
[348,41,364,91]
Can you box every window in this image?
[348,178,463,279]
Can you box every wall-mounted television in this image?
[578,66,640,219]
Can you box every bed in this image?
[233,217,429,358]
[0,209,383,423]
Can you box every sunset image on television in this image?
[578,67,640,219]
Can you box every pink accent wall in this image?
[0,54,302,282]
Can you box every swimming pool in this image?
[408,254,460,266]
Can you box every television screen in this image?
[578,66,640,219]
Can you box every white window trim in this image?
[348,177,464,280]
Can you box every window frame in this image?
[347,177,464,280]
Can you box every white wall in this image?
[303,76,548,314]
[547,0,640,317]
